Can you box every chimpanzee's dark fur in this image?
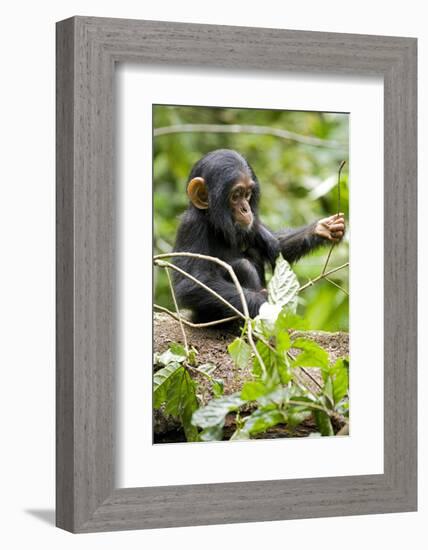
[172,149,324,322]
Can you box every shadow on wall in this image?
[25,509,55,526]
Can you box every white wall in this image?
[0,1,424,548]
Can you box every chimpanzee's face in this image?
[228,175,255,230]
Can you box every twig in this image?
[285,350,323,392]
[154,123,347,150]
[252,331,321,401]
[299,262,349,292]
[253,332,323,396]
[154,252,268,377]
[298,367,324,391]
[321,245,335,276]
[336,160,345,214]
[321,160,346,275]
[154,259,245,320]
[164,267,188,354]
[154,304,239,328]
[325,277,349,296]
[288,400,331,415]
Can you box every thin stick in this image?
[288,400,330,414]
[299,367,323,391]
[253,331,323,395]
[284,350,323,392]
[154,259,245,320]
[154,251,268,377]
[164,267,188,354]
[321,245,335,276]
[154,304,239,328]
[336,161,345,213]
[299,262,349,292]
[325,277,349,296]
[154,123,346,150]
[321,160,346,275]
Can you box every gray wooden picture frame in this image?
[56,16,417,533]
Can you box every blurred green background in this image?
[153,105,349,332]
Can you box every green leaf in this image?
[277,354,292,384]
[242,408,286,436]
[276,331,291,354]
[192,393,244,430]
[267,255,299,312]
[228,338,252,369]
[241,381,268,401]
[197,363,217,376]
[156,344,187,366]
[323,375,334,409]
[252,339,271,376]
[230,428,250,441]
[314,410,334,436]
[187,346,198,366]
[258,386,290,407]
[212,378,224,398]
[153,363,182,408]
[170,342,187,356]
[330,357,349,374]
[274,308,308,333]
[332,361,349,405]
[164,367,191,417]
[287,408,312,427]
[199,425,224,441]
[291,337,329,370]
[164,367,200,442]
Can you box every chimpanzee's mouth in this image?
[235,218,253,232]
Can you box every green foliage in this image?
[153,345,200,441]
[267,255,300,312]
[192,394,244,431]
[313,410,335,436]
[191,288,349,441]
[240,408,287,437]
[155,343,187,367]
[197,363,224,397]
[291,338,329,370]
[164,367,199,442]
[153,362,182,408]
[153,105,349,331]
[228,337,252,369]
[153,255,349,443]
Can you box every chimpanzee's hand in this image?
[314,213,345,243]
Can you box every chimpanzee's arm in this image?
[254,223,281,268]
[275,223,325,264]
[174,268,267,322]
[275,213,346,263]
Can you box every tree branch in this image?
[154,123,347,150]
[164,267,188,353]
[325,277,349,296]
[154,258,245,320]
[154,252,268,377]
[321,159,346,275]
[298,262,349,292]
[154,304,239,328]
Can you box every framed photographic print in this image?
[56,16,417,532]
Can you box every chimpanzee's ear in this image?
[187,177,209,209]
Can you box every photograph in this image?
[152,104,350,444]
